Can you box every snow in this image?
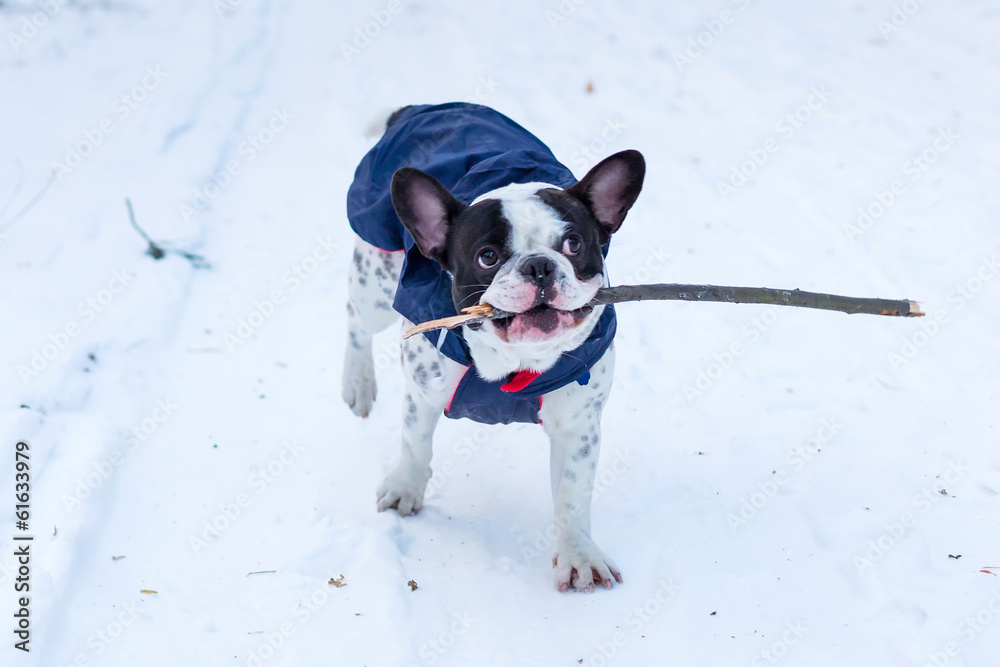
[2,0,999,665]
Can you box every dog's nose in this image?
[519,255,556,288]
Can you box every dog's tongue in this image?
[510,304,562,335]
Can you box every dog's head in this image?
[391,149,645,379]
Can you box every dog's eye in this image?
[477,248,499,269]
[562,236,582,257]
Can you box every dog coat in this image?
[347,103,616,425]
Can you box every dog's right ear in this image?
[391,168,466,266]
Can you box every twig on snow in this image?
[125,198,210,268]
[126,197,165,259]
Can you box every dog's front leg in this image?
[376,330,463,516]
[540,347,621,592]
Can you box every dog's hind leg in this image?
[342,236,403,418]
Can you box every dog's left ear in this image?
[566,149,645,235]
[391,167,467,266]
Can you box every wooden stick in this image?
[402,283,923,339]
[403,304,494,339]
[592,284,923,316]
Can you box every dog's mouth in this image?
[490,303,594,339]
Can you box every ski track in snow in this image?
[2,1,999,665]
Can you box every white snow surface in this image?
[2,1,999,666]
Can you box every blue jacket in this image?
[347,103,616,425]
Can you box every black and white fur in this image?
[342,135,645,593]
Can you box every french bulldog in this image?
[342,103,644,592]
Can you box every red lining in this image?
[444,366,471,415]
[500,370,542,392]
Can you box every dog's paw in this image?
[553,535,623,593]
[376,471,427,516]
[342,353,377,418]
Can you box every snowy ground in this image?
[2,0,999,665]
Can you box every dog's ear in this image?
[391,168,466,265]
[566,149,645,235]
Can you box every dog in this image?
[342,103,644,592]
